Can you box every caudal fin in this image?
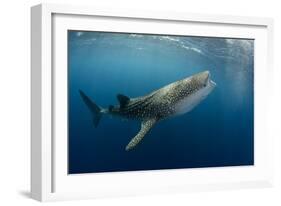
[79,90,102,127]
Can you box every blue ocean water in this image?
[68,31,254,174]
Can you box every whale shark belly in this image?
[173,88,209,116]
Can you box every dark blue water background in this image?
[68,31,254,174]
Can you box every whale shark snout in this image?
[200,70,210,83]
[194,70,216,90]
[204,70,216,87]
[191,70,214,86]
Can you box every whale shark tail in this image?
[79,90,103,127]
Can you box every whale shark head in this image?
[191,70,216,93]
[173,70,216,115]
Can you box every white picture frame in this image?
[31,3,274,202]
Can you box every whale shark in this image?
[79,70,216,151]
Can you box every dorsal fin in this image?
[108,105,114,112]
[117,94,130,108]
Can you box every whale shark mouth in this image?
[208,77,216,87]
[210,80,216,87]
[206,72,216,87]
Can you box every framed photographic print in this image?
[31,3,274,201]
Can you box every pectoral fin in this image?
[125,118,157,151]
